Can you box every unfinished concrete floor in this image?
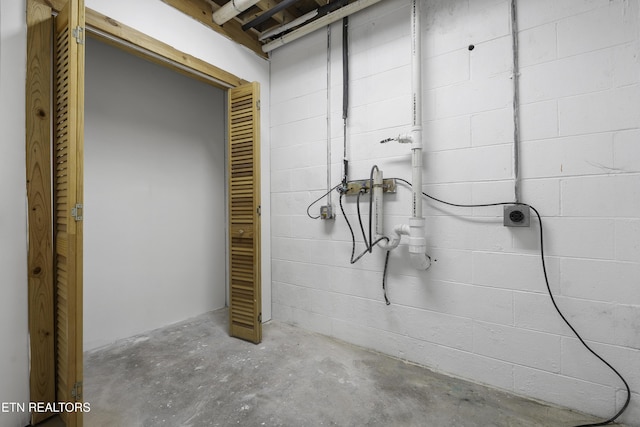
[41,308,610,427]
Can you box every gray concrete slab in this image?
[49,309,614,426]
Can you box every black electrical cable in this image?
[342,16,349,121]
[314,176,630,423]
[339,192,388,264]
[368,165,379,253]
[341,15,350,191]
[339,193,392,304]
[306,184,341,219]
[356,189,369,249]
[364,166,393,303]
[393,177,631,426]
[381,250,391,305]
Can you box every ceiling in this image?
[162,0,356,58]
[210,0,330,32]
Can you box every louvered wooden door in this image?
[228,82,262,344]
[54,0,85,425]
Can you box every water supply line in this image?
[378,0,430,271]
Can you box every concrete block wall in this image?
[269,0,640,424]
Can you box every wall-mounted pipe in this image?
[377,0,430,271]
[407,0,430,270]
[373,169,384,237]
[379,223,409,252]
[262,0,382,53]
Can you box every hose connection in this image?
[380,133,413,144]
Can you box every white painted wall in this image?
[270,0,640,424]
[84,38,227,350]
[86,0,272,321]
[0,1,31,425]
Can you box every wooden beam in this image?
[26,1,56,424]
[162,0,267,58]
[35,0,265,65]
[251,0,301,25]
[84,9,248,89]
[35,0,66,11]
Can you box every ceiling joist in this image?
[167,0,358,56]
[162,0,266,57]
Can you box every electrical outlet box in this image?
[344,178,397,195]
[320,205,334,220]
[504,205,530,227]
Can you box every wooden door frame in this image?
[26,0,253,424]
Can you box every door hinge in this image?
[71,203,83,221]
[73,26,85,44]
[257,205,261,216]
[256,99,261,110]
[258,313,262,323]
[71,381,83,400]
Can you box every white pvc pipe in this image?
[371,0,430,270]
[213,0,261,26]
[410,251,431,270]
[378,224,409,251]
[408,0,430,271]
[262,0,382,53]
[373,169,384,237]
[410,0,422,219]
